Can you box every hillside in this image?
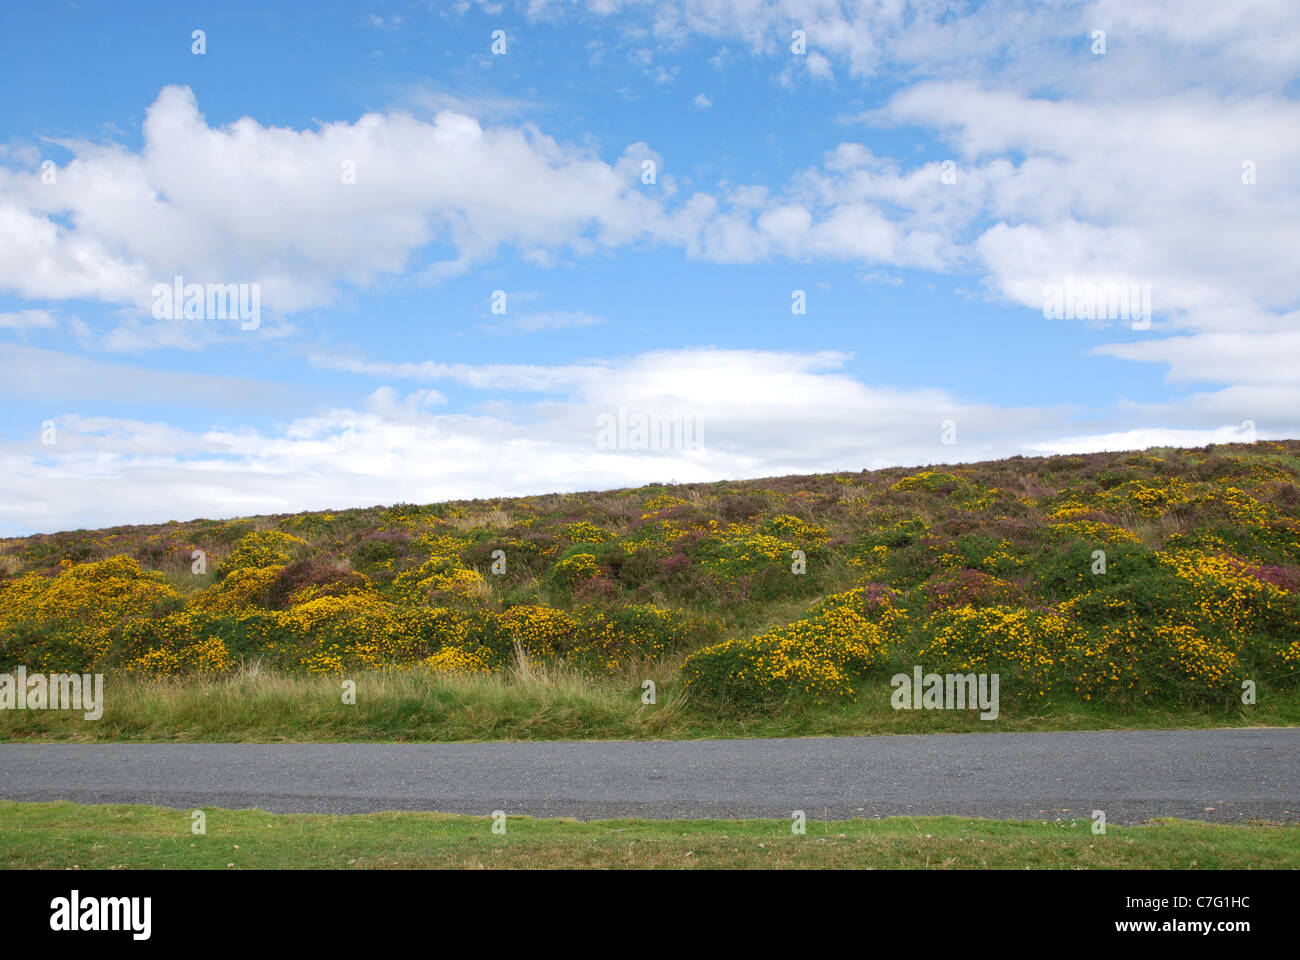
[2,440,1298,726]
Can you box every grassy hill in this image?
[2,439,1298,740]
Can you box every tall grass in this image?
[2,660,1294,743]
[0,661,688,742]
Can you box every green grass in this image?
[2,665,1296,743]
[1,800,1295,869]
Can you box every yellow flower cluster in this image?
[1047,503,1098,522]
[560,521,610,544]
[700,530,804,582]
[551,552,601,586]
[1046,520,1142,545]
[683,588,903,701]
[393,551,486,600]
[643,493,688,511]
[1207,486,1273,527]
[217,530,305,577]
[281,512,336,530]
[890,470,962,492]
[569,604,685,672]
[427,567,488,596]
[850,544,890,571]
[958,488,1001,513]
[422,645,492,674]
[283,593,476,672]
[193,564,284,612]
[0,556,181,670]
[980,539,1026,572]
[1096,478,1194,519]
[920,605,1080,700]
[1158,548,1287,634]
[499,604,576,659]
[1280,640,1300,669]
[1065,616,1240,699]
[624,519,693,553]
[122,635,232,678]
[768,514,829,544]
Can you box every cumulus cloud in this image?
[0,85,667,325]
[859,83,1300,403]
[1,84,953,352]
[7,345,1288,535]
[10,66,1290,366]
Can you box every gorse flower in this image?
[216,530,306,579]
[0,556,180,672]
[682,587,904,702]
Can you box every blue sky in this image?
[1,0,1297,534]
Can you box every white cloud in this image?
[566,0,1300,94]
[853,83,1300,409]
[494,310,608,332]
[10,68,1290,368]
[0,86,668,329]
[11,345,1291,535]
[1094,330,1300,386]
[0,347,1054,533]
[1027,424,1265,456]
[0,309,57,330]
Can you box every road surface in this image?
[0,728,1295,823]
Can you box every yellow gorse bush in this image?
[122,633,232,678]
[283,594,482,673]
[192,564,284,613]
[217,530,305,578]
[499,604,577,660]
[561,521,610,544]
[569,604,688,673]
[551,552,601,586]
[1158,548,1288,634]
[643,493,688,511]
[768,514,830,544]
[1095,478,1195,519]
[392,553,485,600]
[0,556,181,670]
[1062,615,1242,700]
[1045,517,1142,546]
[919,605,1080,701]
[889,470,963,492]
[683,588,904,702]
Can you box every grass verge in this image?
[1,666,1298,742]
[1,800,1295,869]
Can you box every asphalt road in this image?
[0,728,1295,823]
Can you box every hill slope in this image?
[1,440,1298,730]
